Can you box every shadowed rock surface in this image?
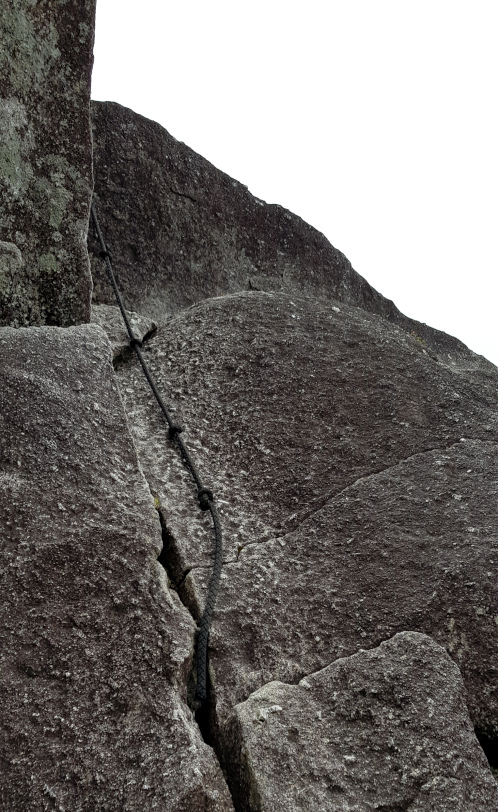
[111,291,498,754]
[224,632,498,812]
[0,324,234,811]
[0,0,95,327]
[91,303,156,360]
[89,102,481,366]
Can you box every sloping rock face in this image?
[89,101,364,320]
[89,101,481,365]
[0,0,95,327]
[112,290,498,786]
[225,633,498,811]
[0,325,233,811]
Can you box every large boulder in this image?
[89,102,477,365]
[0,324,233,811]
[0,0,95,327]
[111,290,498,771]
[225,632,498,811]
[89,101,364,320]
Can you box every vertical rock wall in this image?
[0,0,96,327]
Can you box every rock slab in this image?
[89,102,396,323]
[225,632,498,812]
[89,101,481,365]
[113,291,498,749]
[0,0,95,327]
[0,324,233,811]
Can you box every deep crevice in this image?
[157,508,188,588]
[194,676,214,747]
[111,323,158,370]
[155,526,237,807]
[475,728,498,777]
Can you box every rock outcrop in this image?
[110,288,498,799]
[0,325,233,811]
[0,0,95,327]
[89,102,366,321]
[89,101,480,366]
[225,632,498,811]
[2,5,498,807]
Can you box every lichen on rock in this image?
[0,0,96,327]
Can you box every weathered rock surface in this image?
[0,0,95,327]
[89,102,479,365]
[202,435,498,739]
[91,303,156,359]
[0,325,234,811]
[113,291,498,745]
[88,102,360,319]
[225,632,498,812]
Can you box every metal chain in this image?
[90,200,222,703]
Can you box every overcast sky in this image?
[91,0,498,365]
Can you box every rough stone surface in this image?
[0,0,95,327]
[201,436,498,740]
[225,632,498,812]
[113,291,498,741]
[91,303,156,359]
[89,102,478,366]
[0,324,234,811]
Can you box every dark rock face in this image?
[89,102,363,319]
[0,325,233,811]
[91,303,157,360]
[225,633,498,811]
[89,101,482,366]
[112,291,498,766]
[3,17,497,800]
[0,0,95,327]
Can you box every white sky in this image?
[92,0,498,365]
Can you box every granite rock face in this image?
[112,291,498,750]
[89,101,482,366]
[225,632,498,812]
[0,0,95,327]
[91,303,157,360]
[89,101,363,320]
[2,10,497,800]
[0,325,233,811]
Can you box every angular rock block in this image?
[0,325,233,811]
[225,633,498,812]
[0,0,95,327]
[113,291,498,737]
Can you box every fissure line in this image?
[90,200,222,704]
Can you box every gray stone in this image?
[0,324,234,811]
[197,436,498,741]
[113,291,498,744]
[0,1,95,327]
[91,303,156,359]
[89,102,481,366]
[224,632,498,812]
